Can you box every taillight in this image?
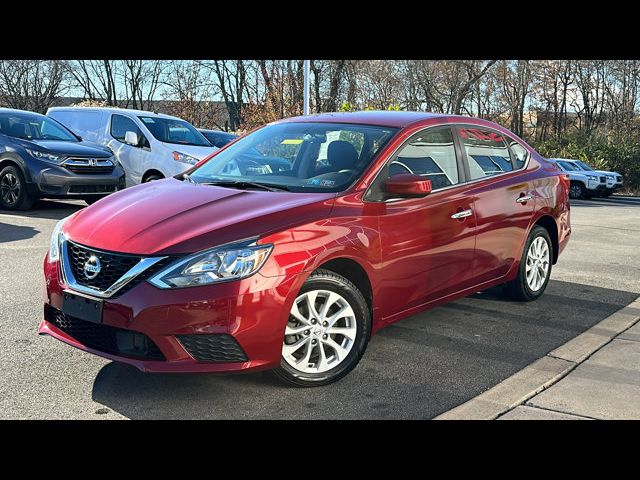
[559,174,571,201]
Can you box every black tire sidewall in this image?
[275,271,371,386]
[144,175,163,183]
[518,226,553,301]
[0,166,32,210]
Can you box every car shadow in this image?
[0,222,39,243]
[91,279,639,420]
[0,199,85,220]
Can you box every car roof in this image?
[274,110,497,129]
[47,106,182,121]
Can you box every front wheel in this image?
[504,225,553,301]
[568,182,586,199]
[272,269,371,387]
[0,165,33,211]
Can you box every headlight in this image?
[587,175,598,180]
[148,240,273,289]
[172,151,200,166]
[48,216,69,263]
[27,149,64,164]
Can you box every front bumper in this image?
[40,255,300,373]
[26,162,126,199]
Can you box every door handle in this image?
[516,194,533,203]
[451,209,473,219]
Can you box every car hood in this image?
[594,170,620,176]
[64,178,335,255]
[161,143,218,160]
[29,139,113,157]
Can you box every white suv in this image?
[47,107,218,186]
[550,158,607,199]
[568,159,623,197]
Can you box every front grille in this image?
[68,185,117,194]
[66,165,115,174]
[600,176,606,183]
[617,175,623,182]
[67,241,140,291]
[46,306,165,360]
[177,334,248,363]
[64,240,174,297]
[64,158,115,175]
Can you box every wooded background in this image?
[1,60,638,189]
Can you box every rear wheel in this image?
[568,182,586,199]
[0,165,33,211]
[504,225,552,301]
[272,269,371,387]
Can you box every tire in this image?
[272,269,371,387]
[0,165,34,211]
[504,225,553,302]
[568,182,586,200]
[84,195,108,206]
[143,174,163,183]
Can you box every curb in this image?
[434,296,640,420]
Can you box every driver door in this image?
[373,126,478,319]
[108,114,150,186]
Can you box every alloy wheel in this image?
[525,236,550,292]
[0,173,20,206]
[569,184,582,199]
[283,289,357,374]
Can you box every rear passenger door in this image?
[455,125,535,284]
[108,114,150,186]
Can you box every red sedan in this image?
[40,111,571,386]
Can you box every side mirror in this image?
[124,131,139,147]
[383,174,432,198]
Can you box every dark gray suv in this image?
[0,108,125,210]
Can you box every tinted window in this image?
[201,130,237,148]
[0,111,77,142]
[111,114,146,145]
[139,116,210,147]
[575,160,594,171]
[557,160,580,171]
[387,126,459,190]
[459,127,512,179]
[191,122,397,193]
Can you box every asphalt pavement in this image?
[1,195,638,419]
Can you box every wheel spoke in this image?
[282,337,308,357]
[323,337,348,362]
[325,304,350,328]
[319,292,340,319]
[317,342,329,370]
[328,326,357,340]
[285,324,308,336]
[290,301,310,325]
[305,291,320,319]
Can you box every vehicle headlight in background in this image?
[48,216,70,263]
[587,175,598,181]
[172,151,200,166]
[148,240,273,289]
[27,149,64,164]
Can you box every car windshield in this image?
[574,160,594,171]
[0,111,77,142]
[138,116,211,147]
[557,160,581,172]
[190,122,398,193]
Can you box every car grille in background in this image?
[63,158,115,175]
[177,334,248,363]
[617,175,623,182]
[68,185,117,194]
[600,176,606,183]
[65,240,174,296]
[45,306,165,360]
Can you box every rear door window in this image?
[458,127,513,179]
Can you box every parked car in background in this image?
[549,158,606,199]
[41,111,571,386]
[568,159,623,197]
[47,107,218,186]
[198,129,238,148]
[0,108,125,210]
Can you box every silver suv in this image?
[568,159,623,197]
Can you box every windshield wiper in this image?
[201,180,288,192]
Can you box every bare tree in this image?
[0,60,69,113]
[66,60,121,106]
[207,60,248,131]
[121,60,166,110]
